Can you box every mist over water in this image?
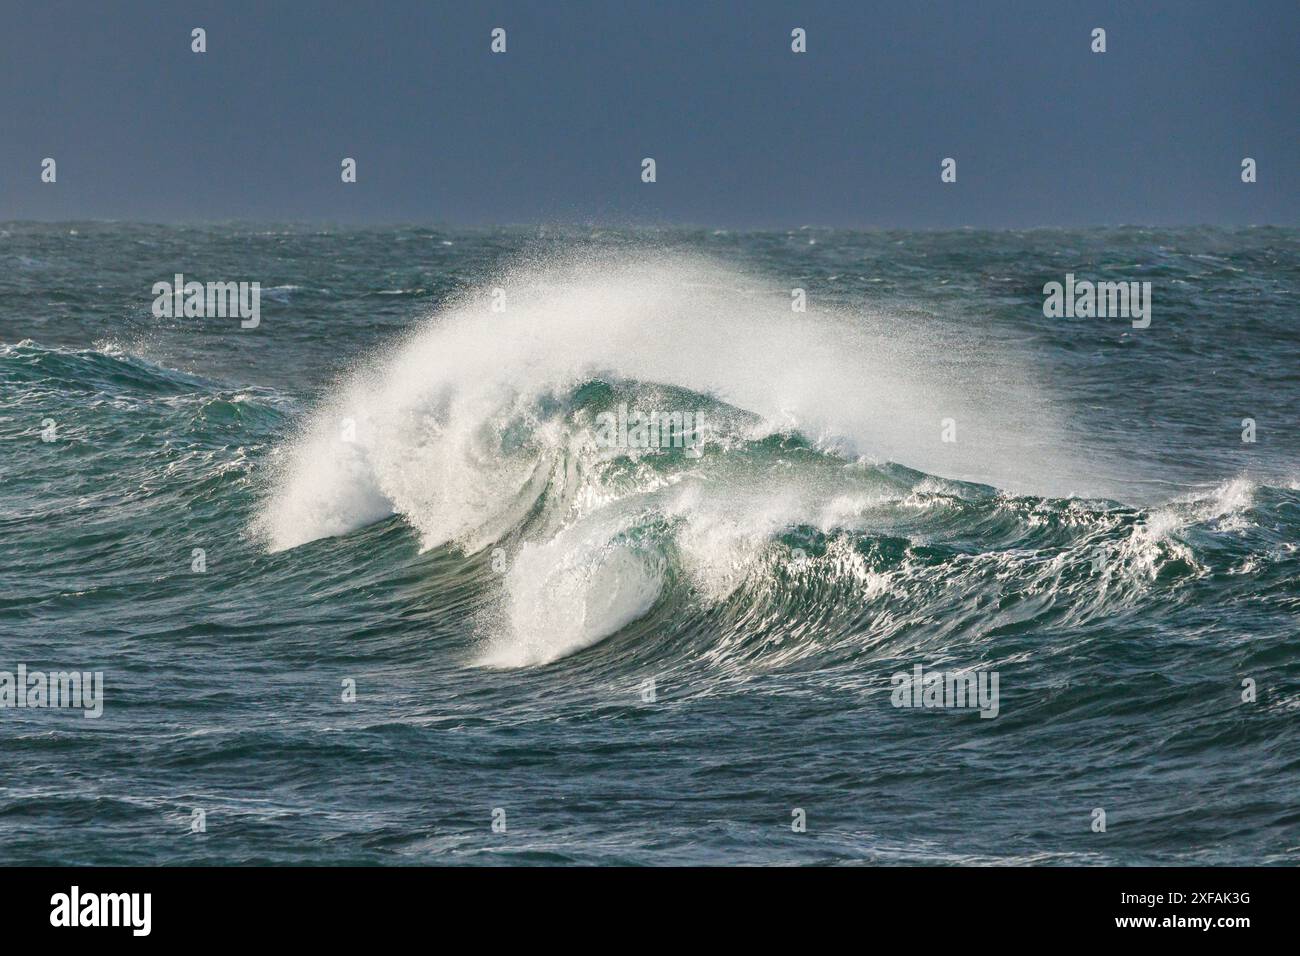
[257,251,1090,541]
[2,224,1297,864]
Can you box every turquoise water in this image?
[1,223,1297,864]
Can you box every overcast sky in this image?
[1,0,1295,227]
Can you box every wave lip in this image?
[476,517,670,668]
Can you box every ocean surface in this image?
[1,223,1297,865]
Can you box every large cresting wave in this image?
[251,253,1150,666]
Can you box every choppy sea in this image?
[1,223,1297,864]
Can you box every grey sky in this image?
[1,0,1295,227]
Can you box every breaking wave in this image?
[251,254,1294,667]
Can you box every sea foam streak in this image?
[253,253,1079,665]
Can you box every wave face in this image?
[3,224,1299,865]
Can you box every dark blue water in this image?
[1,223,1297,864]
